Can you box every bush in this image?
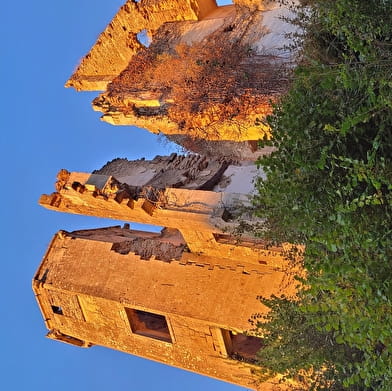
[253,1,392,389]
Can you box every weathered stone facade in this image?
[39,155,289,265]
[33,225,293,390]
[34,155,300,390]
[66,0,297,155]
[33,1,302,389]
[66,0,218,91]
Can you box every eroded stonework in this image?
[35,154,301,390]
[33,1,303,389]
[67,0,297,154]
[66,0,218,91]
[34,225,296,390]
[94,153,230,190]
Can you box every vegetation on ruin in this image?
[108,32,283,140]
[252,0,392,389]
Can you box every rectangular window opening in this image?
[221,329,263,363]
[125,308,172,343]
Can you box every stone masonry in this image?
[34,1,302,389]
[66,0,298,156]
[34,154,301,390]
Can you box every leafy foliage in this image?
[253,1,392,389]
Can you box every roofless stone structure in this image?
[33,1,302,389]
[66,0,297,156]
[35,154,300,390]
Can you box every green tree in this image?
[253,1,392,389]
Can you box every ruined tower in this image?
[66,0,296,157]
[33,1,300,389]
[34,155,299,390]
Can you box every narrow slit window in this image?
[125,308,172,343]
[51,305,63,315]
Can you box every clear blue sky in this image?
[1,1,248,390]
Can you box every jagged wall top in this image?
[66,0,297,149]
[66,0,218,91]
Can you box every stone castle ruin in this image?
[33,1,301,390]
[36,154,299,390]
[66,0,297,158]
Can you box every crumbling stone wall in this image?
[94,153,230,190]
[34,2,303,389]
[71,225,187,261]
[40,165,291,268]
[163,134,275,160]
[33,227,297,390]
[233,0,273,9]
[93,4,293,142]
[93,153,265,195]
[67,0,297,154]
[66,0,218,91]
